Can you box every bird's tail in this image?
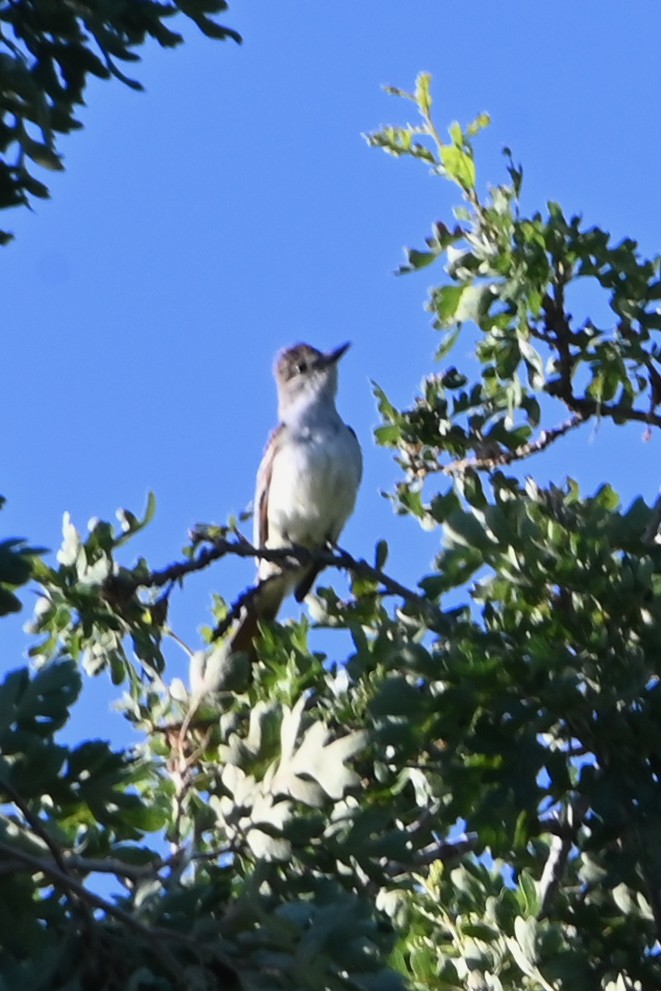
[228,576,286,660]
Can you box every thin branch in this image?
[542,288,661,430]
[213,543,437,640]
[63,854,165,880]
[106,538,436,630]
[0,776,96,938]
[548,388,661,430]
[632,820,661,942]
[0,839,230,988]
[212,571,286,641]
[382,834,478,878]
[642,491,661,546]
[539,831,571,916]
[544,284,573,392]
[441,412,587,476]
[538,797,588,917]
[37,847,236,882]
[0,775,70,874]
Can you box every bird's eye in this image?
[295,361,307,374]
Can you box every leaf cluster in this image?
[368,75,661,498]
[0,0,240,242]
[361,74,661,989]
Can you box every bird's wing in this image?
[254,423,285,550]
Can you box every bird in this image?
[229,341,363,658]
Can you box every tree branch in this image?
[0,775,96,936]
[0,775,70,874]
[382,833,478,878]
[211,542,438,640]
[542,288,661,430]
[547,386,661,430]
[0,839,239,987]
[442,412,587,476]
[538,797,588,917]
[106,536,437,632]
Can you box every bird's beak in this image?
[320,342,351,367]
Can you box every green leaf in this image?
[114,491,157,547]
[433,284,465,325]
[11,660,81,736]
[0,538,39,586]
[414,71,432,117]
[0,588,21,615]
[19,132,63,171]
[440,143,476,192]
[435,324,461,360]
[374,539,389,570]
[369,676,426,717]
[443,509,493,551]
[274,702,366,802]
[399,247,439,274]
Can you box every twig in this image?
[106,538,437,631]
[538,797,588,916]
[0,775,70,874]
[64,854,165,880]
[632,820,661,943]
[0,839,215,988]
[441,413,587,476]
[0,776,96,937]
[642,491,661,546]
[210,542,437,641]
[383,834,478,878]
[212,572,286,641]
[548,389,661,430]
[542,287,661,431]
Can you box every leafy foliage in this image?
[0,0,240,243]
[0,497,42,614]
[4,70,661,990]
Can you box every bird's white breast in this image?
[266,420,362,549]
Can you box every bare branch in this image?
[106,537,437,633]
[0,839,239,987]
[538,797,588,916]
[548,388,661,430]
[442,413,587,476]
[383,833,478,878]
[0,775,70,874]
[0,775,95,935]
[542,289,661,431]
[642,491,661,546]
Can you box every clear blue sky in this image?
[4,3,661,743]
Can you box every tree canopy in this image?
[3,63,661,991]
[0,0,240,243]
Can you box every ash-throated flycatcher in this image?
[230,342,363,656]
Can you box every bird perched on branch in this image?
[229,341,363,658]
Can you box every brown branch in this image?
[543,284,573,390]
[0,853,161,881]
[0,839,238,988]
[211,571,288,640]
[546,383,661,429]
[0,775,70,874]
[106,537,437,634]
[0,775,96,937]
[65,853,165,880]
[208,542,438,642]
[442,412,587,476]
[629,813,661,942]
[382,833,478,878]
[542,288,661,430]
[537,796,589,917]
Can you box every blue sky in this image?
[4,3,661,744]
